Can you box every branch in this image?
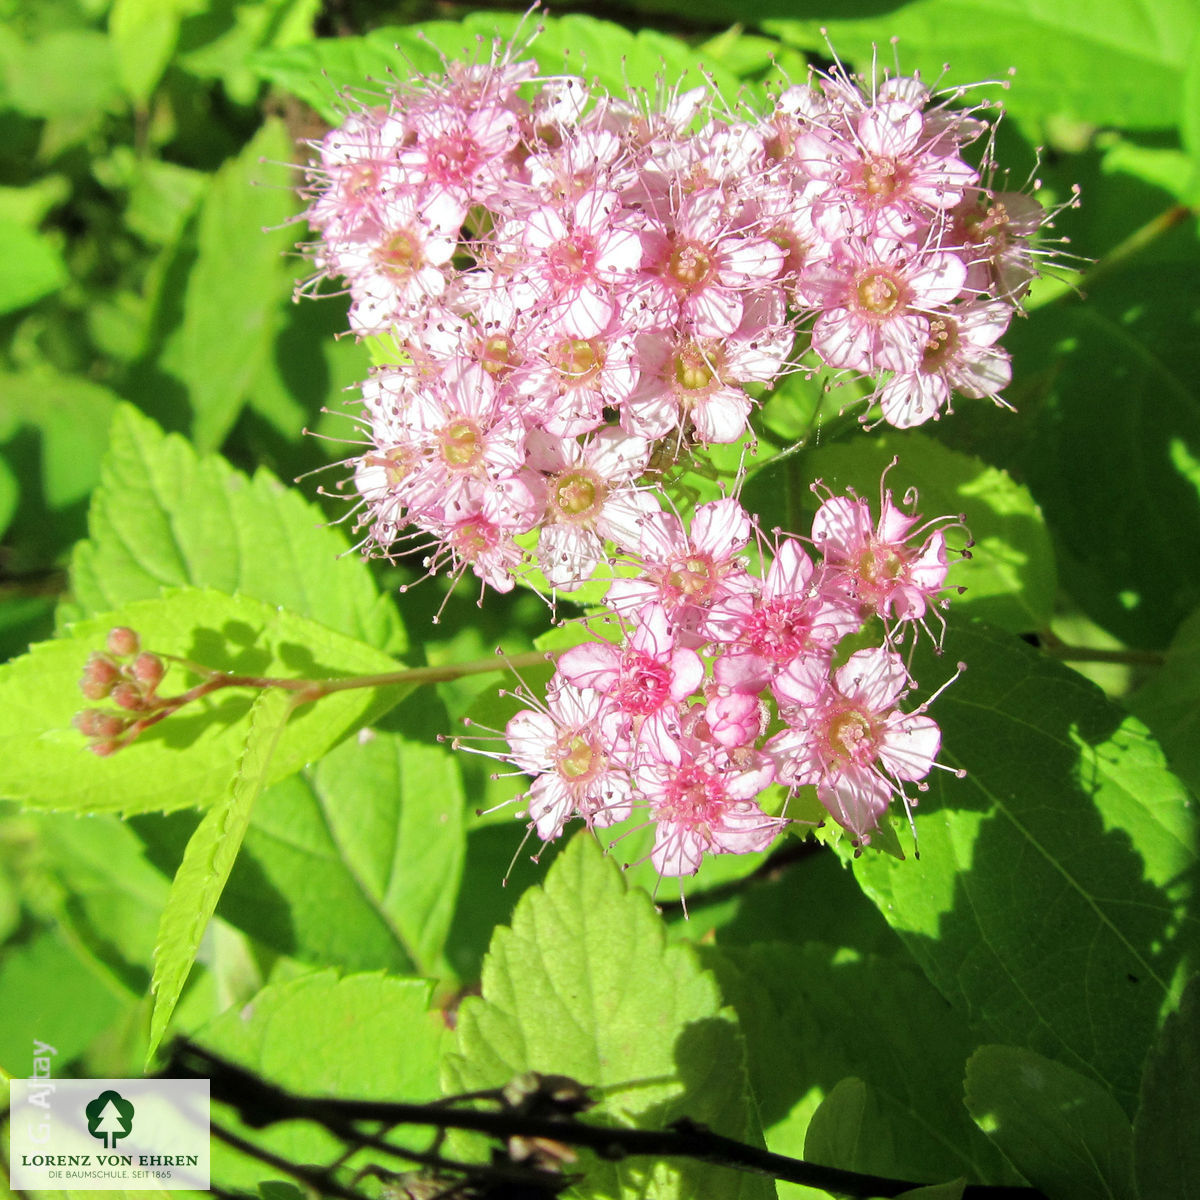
[169,1042,1048,1200]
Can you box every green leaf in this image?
[251,13,743,124]
[1003,246,1200,650]
[109,0,192,106]
[33,810,173,997]
[148,687,292,1058]
[965,1045,1137,1200]
[177,0,320,105]
[0,177,70,227]
[765,0,1199,133]
[743,431,1057,632]
[0,588,405,816]
[248,28,417,122]
[0,454,16,540]
[3,29,122,121]
[0,223,66,315]
[1133,973,1200,1200]
[0,926,124,1072]
[68,404,404,655]
[124,158,207,249]
[897,1183,966,1200]
[158,119,300,452]
[1183,45,1200,164]
[706,942,1016,1189]
[443,833,771,1200]
[848,618,1200,1113]
[1129,603,1200,795]
[198,970,444,1190]
[191,703,465,979]
[803,1077,894,1178]
[0,371,118,514]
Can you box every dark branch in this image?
[168,1041,1047,1200]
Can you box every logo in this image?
[85,1090,136,1149]
[8,1078,209,1191]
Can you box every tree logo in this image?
[85,1089,135,1149]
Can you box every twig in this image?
[170,1042,1048,1200]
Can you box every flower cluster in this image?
[74,627,169,756]
[301,33,1047,597]
[482,484,963,878]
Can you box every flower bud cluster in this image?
[301,33,1047,596]
[74,628,168,756]
[485,484,963,877]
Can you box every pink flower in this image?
[557,604,704,744]
[810,483,952,627]
[624,291,793,444]
[608,498,757,638]
[514,190,644,337]
[951,189,1050,302]
[701,691,765,750]
[877,300,1012,427]
[806,97,978,239]
[505,683,633,840]
[639,189,786,337]
[767,647,941,844]
[440,480,541,593]
[526,427,657,591]
[807,236,968,374]
[398,100,522,210]
[635,733,781,876]
[706,538,860,694]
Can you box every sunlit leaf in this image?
[149,687,292,1057]
[0,588,406,816]
[444,833,771,1200]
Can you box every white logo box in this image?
[9,1079,210,1191]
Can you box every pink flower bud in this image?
[110,682,145,711]
[132,652,165,690]
[74,710,126,739]
[79,653,120,700]
[706,692,763,749]
[106,627,140,657]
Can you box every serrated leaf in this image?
[965,1045,1136,1200]
[765,0,1199,133]
[846,618,1200,1113]
[251,13,743,124]
[443,833,771,1200]
[158,120,299,452]
[198,705,465,978]
[149,687,292,1057]
[198,971,444,1190]
[69,404,404,654]
[0,588,406,816]
[743,431,1057,632]
[1133,973,1200,1200]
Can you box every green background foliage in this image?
[0,0,1196,1197]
